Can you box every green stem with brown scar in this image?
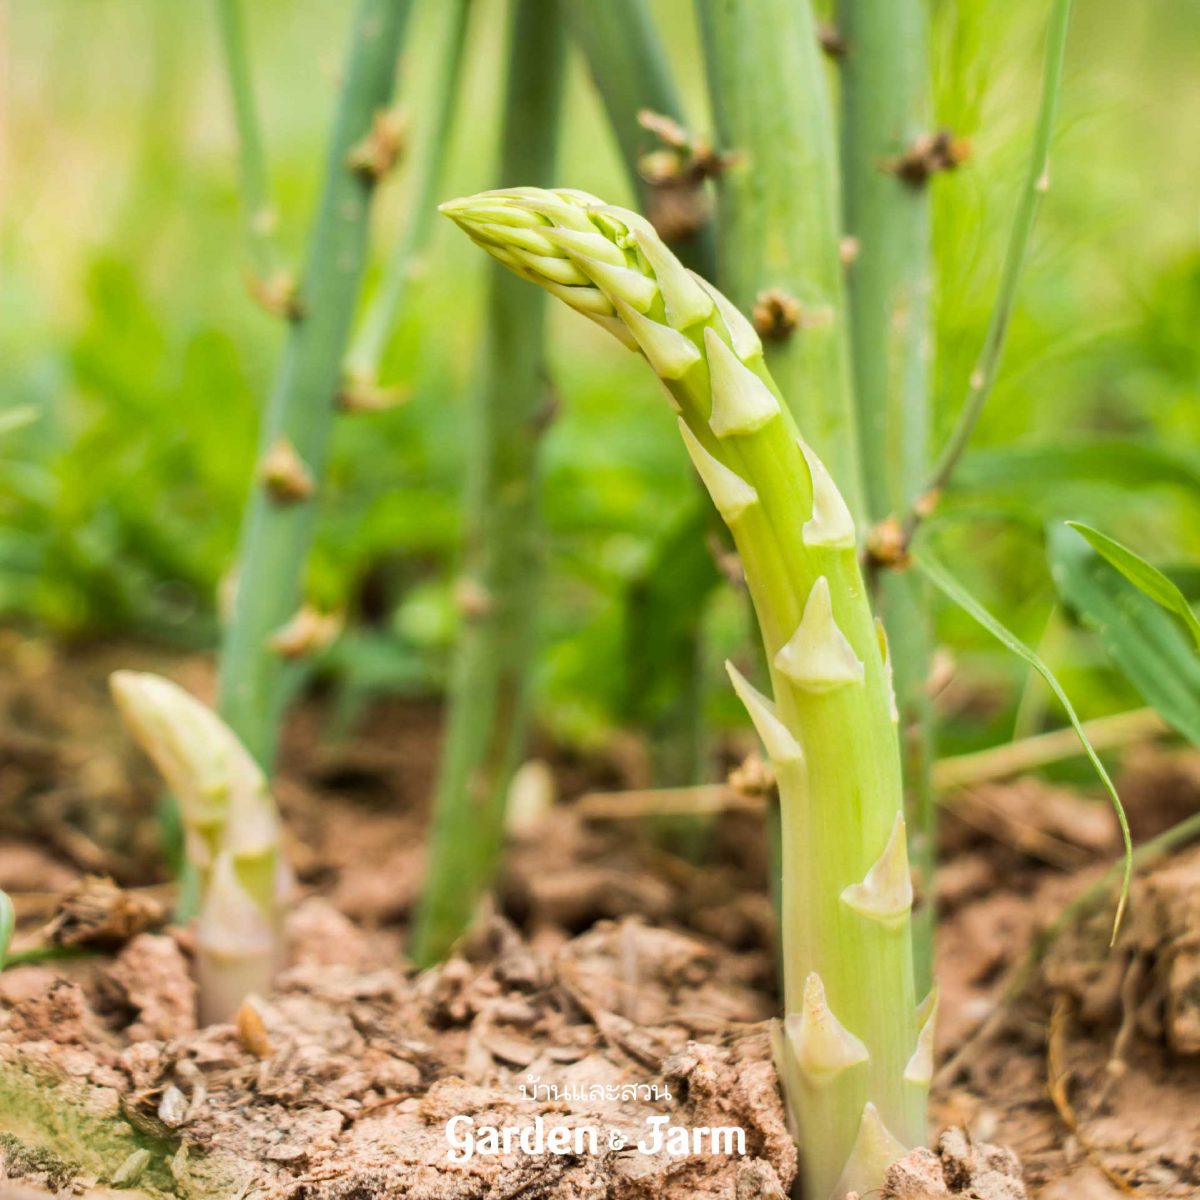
[696,0,865,518]
[217,0,411,768]
[565,0,719,800]
[563,0,716,276]
[838,0,937,988]
[410,0,568,969]
[344,0,471,392]
[441,187,928,1199]
[214,0,292,309]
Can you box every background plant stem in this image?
[345,0,471,385]
[563,0,716,276]
[695,0,865,519]
[411,0,567,968]
[217,0,412,766]
[566,0,717,792]
[915,0,1074,523]
[838,0,937,987]
[213,0,285,286]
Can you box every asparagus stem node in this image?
[838,0,938,989]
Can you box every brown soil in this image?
[1,637,1198,1198]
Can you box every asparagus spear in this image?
[440,187,928,1199]
[111,671,284,1025]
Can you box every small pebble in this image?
[111,1148,152,1187]
[157,1084,189,1127]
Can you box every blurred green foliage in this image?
[1,0,1197,754]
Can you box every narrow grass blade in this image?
[1066,522,1200,651]
[916,551,1132,939]
[0,890,14,969]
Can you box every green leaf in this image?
[956,441,1200,498]
[1066,522,1200,652]
[916,551,1132,939]
[1047,524,1200,747]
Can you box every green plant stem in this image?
[217,0,412,767]
[566,0,716,792]
[838,0,937,988]
[913,0,1073,529]
[345,0,471,385]
[3,945,94,968]
[410,0,567,969]
[0,890,14,969]
[441,189,926,1198]
[563,0,716,276]
[696,0,865,520]
[214,0,285,287]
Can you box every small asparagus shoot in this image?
[441,188,928,1199]
[111,671,284,1025]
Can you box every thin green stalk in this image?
[443,188,926,1199]
[410,0,567,968]
[0,889,13,969]
[838,0,937,987]
[345,0,472,388]
[566,0,718,793]
[2,944,94,969]
[217,0,412,768]
[913,0,1073,527]
[696,0,866,520]
[563,0,716,276]
[214,0,289,299]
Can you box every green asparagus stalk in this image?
[441,188,926,1199]
[214,0,293,312]
[563,0,716,275]
[343,0,471,393]
[838,0,937,987]
[217,0,411,769]
[111,671,284,1025]
[410,0,567,969]
[696,0,865,520]
[565,0,717,800]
